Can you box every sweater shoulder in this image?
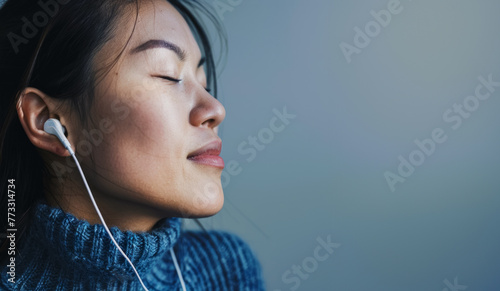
[181,230,257,264]
[178,230,265,290]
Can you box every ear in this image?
[16,88,73,157]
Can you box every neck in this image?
[45,177,170,232]
[10,201,182,289]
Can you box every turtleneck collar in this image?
[22,201,182,280]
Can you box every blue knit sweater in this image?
[0,202,265,290]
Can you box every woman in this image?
[0,0,265,290]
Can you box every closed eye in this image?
[156,75,211,93]
[157,75,182,82]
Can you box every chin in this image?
[189,190,224,218]
[175,181,224,218]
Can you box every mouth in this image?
[187,140,224,169]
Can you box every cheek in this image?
[90,87,187,179]
[130,102,183,155]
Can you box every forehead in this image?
[131,0,201,57]
[98,0,202,65]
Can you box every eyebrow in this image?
[131,39,206,68]
[131,39,186,61]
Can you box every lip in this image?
[187,140,224,169]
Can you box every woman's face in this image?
[66,0,226,226]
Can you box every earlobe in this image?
[16,88,72,157]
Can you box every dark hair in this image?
[0,0,226,262]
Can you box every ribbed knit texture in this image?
[0,202,265,290]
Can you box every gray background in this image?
[3,0,499,290]
[201,0,500,290]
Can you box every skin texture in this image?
[16,0,226,231]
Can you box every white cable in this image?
[170,248,187,291]
[48,120,185,289]
[71,153,149,291]
[72,152,187,291]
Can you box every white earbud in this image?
[44,118,74,155]
[42,118,158,291]
[42,118,185,291]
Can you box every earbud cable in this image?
[71,153,150,290]
[71,152,187,291]
[47,120,185,290]
[170,248,187,291]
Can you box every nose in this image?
[189,90,226,129]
